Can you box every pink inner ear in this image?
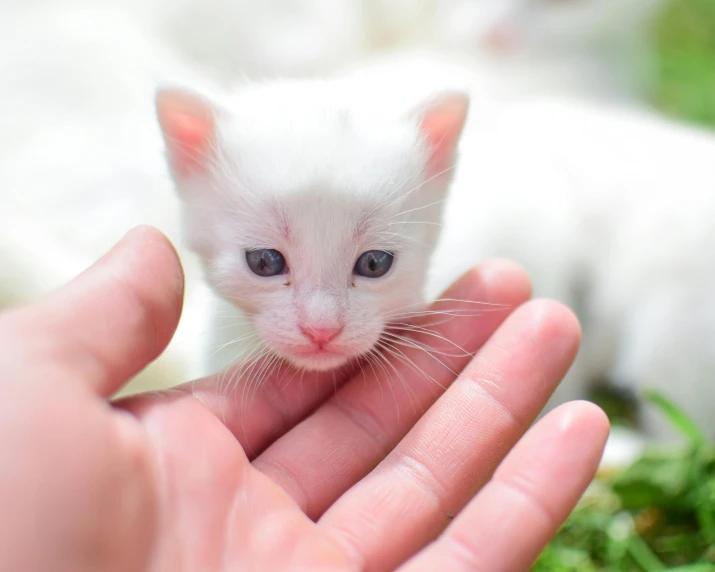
[156,89,216,177]
[419,94,469,178]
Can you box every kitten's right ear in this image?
[412,92,470,179]
[156,87,217,178]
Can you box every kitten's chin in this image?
[284,352,353,372]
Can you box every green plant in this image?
[652,0,715,128]
[535,391,715,571]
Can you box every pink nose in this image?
[300,325,343,346]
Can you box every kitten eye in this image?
[246,249,287,277]
[354,250,394,278]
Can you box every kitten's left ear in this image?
[412,92,470,179]
[156,87,217,178]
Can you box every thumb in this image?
[0,226,185,397]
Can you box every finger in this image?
[118,387,352,570]
[0,226,184,397]
[319,300,582,571]
[252,260,532,518]
[184,362,358,459]
[402,402,609,572]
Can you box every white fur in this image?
[165,81,455,373]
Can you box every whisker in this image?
[383,165,457,210]
[387,221,443,227]
[373,343,413,421]
[211,332,262,355]
[381,330,472,359]
[362,350,386,404]
[378,337,449,392]
[379,333,460,378]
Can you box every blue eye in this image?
[354,250,394,278]
[246,249,286,277]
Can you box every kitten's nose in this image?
[300,325,343,346]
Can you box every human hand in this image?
[0,227,608,571]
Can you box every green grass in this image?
[652,0,715,128]
[536,392,715,571]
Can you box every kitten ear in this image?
[155,87,217,178]
[412,92,469,179]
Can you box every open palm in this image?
[0,228,608,572]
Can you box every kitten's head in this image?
[438,0,665,56]
[157,82,468,371]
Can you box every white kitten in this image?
[155,82,468,375]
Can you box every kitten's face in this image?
[439,0,663,56]
[157,83,467,371]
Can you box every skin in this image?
[0,226,609,571]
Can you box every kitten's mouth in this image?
[276,342,365,372]
[295,346,341,357]
[284,349,351,371]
